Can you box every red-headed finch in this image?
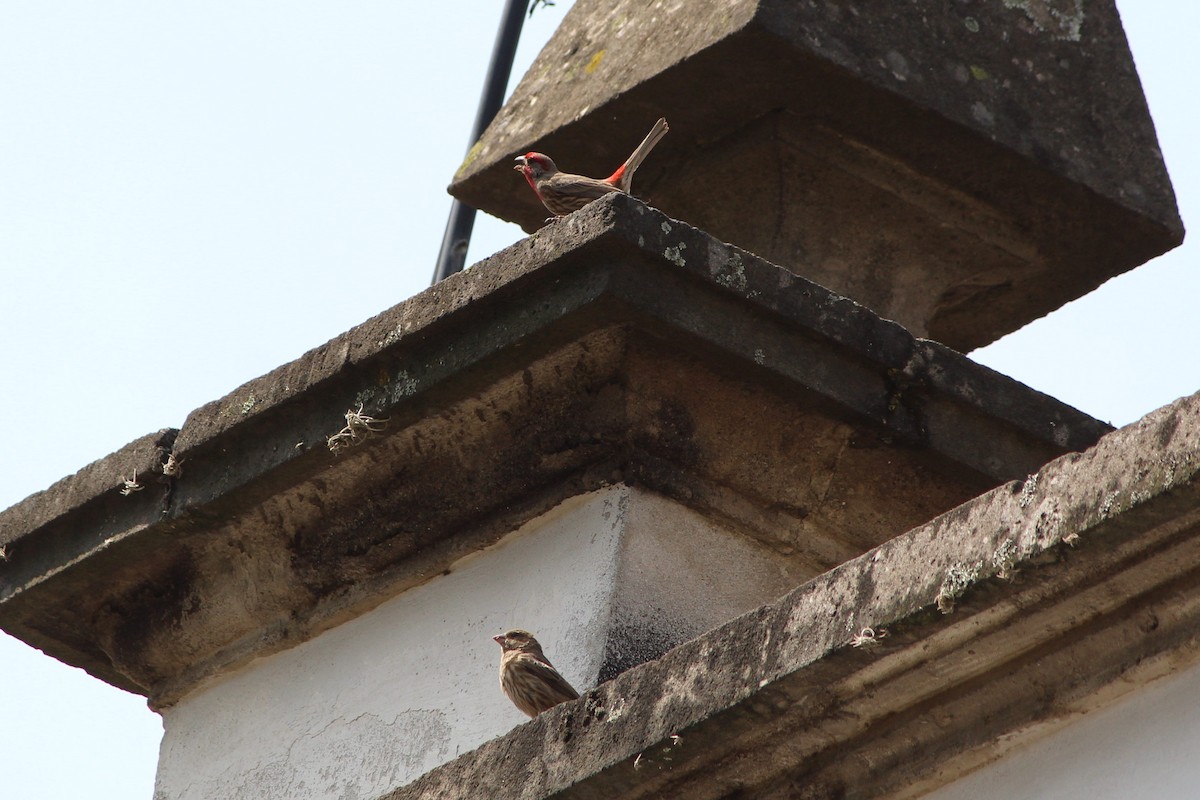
[494,629,580,718]
[514,117,669,217]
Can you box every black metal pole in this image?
[432,0,530,284]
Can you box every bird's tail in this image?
[607,117,669,193]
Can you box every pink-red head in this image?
[514,152,557,182]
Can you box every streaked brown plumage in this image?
[494,629,579,718]
[514,117,669,217]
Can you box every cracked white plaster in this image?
[154,489,627,799]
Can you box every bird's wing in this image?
[542,172,623,199]
[521,654,580,699]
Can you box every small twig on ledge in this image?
[850,626,888,648]
[327,403,391,455]
[161,452,183,478]
[119,471,144,496]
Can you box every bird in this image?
[494,628,580,718]
[514,117,669,218]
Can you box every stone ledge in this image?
[0,428,176,691]
[391,390,1200,799]
[0,195,1108,706]
[449,0,1182,350]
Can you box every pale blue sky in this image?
[0,2,1195,797]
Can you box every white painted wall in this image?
[616,491,802,654]
[926,658,1200,800]
[152,485,801,799]
[154,488,624,800]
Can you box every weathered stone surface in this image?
[450,0,1183,350]
[0,428,176,693]
[149,486,810,799]
[0,195,1107,708]
[390,389,1200,800]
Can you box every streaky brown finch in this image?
[494,629,580,718]
[514,117,669,218]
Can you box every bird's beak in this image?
[493,635,505,646]
[513,155,526,171]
